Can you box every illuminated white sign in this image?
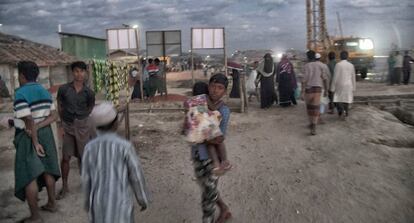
[107,28,138,50]
[192,28,224,49]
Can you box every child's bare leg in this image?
[207,144,221,169]
[216,143,227,162]
[217,143,232,170]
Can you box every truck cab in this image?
[331,37,375,79]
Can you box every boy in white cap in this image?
[81,102,150,223]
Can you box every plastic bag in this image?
[320,92,329,114]
[183,95,223,143]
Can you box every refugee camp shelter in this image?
[109,49,139,62]
[0,32,75,96]
[59,32,106,60]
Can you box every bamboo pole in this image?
[136,28,144,102]
[223,27,228,76]
[162,31,168,96]
[191,28,195,85]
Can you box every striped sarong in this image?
[305,87,322,125]
[194,156,219,223]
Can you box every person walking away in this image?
[82,102,149,223]
[327,52,336,114]
[13,61,61,222]
[330,51,356,120]
[191,74,232,223]
[246,61,260,102]
[403,51,414,85]
[276,54,297,107]
[256,53,277,109]
[314,53,331,124]
[57,61,96,200]
[301,50,329,135]
[387,51,396,85]
[393,51,403,85]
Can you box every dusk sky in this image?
[1,0,413,54]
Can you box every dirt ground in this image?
[1,74,414,223]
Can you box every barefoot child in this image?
[184,82,231,175]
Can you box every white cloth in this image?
[246,70,258,94]
[331,60,356,103]
[82,132,150,223]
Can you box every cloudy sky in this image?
[1,0,413,54]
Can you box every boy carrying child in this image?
[184,81,232,175]
[183,73,232,223]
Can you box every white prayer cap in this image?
[90,101,117,127]
[315,53,321,59]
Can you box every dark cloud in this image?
[0,0,413,52]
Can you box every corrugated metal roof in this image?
[58,32,106,41]
[0,32,76,66]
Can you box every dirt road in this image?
[1,100,413,223]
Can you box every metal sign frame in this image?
[146,30,182,57]
[191,28,225,50]
[145,30,182,96]
[190,27,227,82]
[106,28,139,51]
[106,27,141,140]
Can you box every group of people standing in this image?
[388,50,413,85]
[11,61,149,223]
[131,57,166,101]
[248,53,298,109]
[249,50,356,135]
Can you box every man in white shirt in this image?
[330,51,356,120]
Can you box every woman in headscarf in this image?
[229,69,240,98]
[256,53,277,108]
[276,54,297,107]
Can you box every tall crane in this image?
[306,0,375,79]
[306,0,331,53]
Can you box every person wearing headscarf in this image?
[256,53,277,109]
[276,54,297,107]
[229,69,241,98]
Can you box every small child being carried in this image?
[183,82,232,175]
